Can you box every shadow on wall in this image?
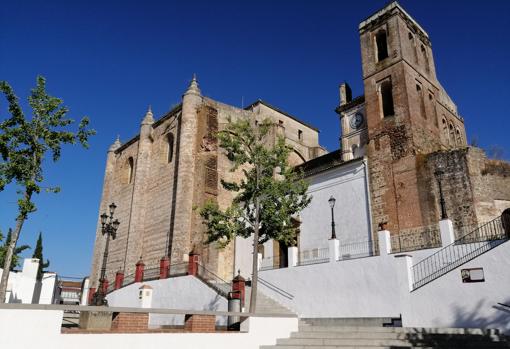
[7,293,21,304]
[205,292,223,311]
[400,299,510,348]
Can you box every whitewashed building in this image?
[0,258,58,304]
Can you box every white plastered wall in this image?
[107,275,228,326]
[0,309,298,349]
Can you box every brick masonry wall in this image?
[361,7,469,242]
[183,314,216,332]
[111,312,149,332]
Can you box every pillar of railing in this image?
[395,254,414,292]
[159,256,170,279]
[188,250,200,276]
[378,230,392,255]
[231,273,246,307]
[135,259,145,282]
[287,246,298,267]
[114,270,124,290]
[439,219,455,246]
[329,238,339,262]
[87,287,96,305]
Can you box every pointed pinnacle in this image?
[184,73,201,96]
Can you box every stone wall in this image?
[90,86,324,287]
[423,147,510,237]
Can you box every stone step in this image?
[260,345,416,349]
[290,330,503,341]
[245,285,294,315]
[261,346,506,349]
[277,337,412,347]
[296,325,491,335]
[276,337,508,347]
[300,318,397,327]
[291,331,409,339]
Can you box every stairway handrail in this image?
[411,215,507,290]
[196,263,232,298]
[258,276,294,300]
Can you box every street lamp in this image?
[434,165,448,220]
[328,196,337,239]
[92,202,120,306]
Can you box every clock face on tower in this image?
[350,112,364,129]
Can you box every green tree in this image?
[0,229,30,270]
[32,232,49,280]
[0,76,95,302]
[199,117,311,312]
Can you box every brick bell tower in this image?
[358,2,467,236]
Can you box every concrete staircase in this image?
[260,318,510,348]
[245,286,294,315]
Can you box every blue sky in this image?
[1,1,509,278]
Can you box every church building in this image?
[90,1,510,293]
[90,76,326,287]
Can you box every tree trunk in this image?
[249,163,261,313]
[249,196,260,313]
[0,212,27,303]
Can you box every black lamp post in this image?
[434,166,448,220]
[92,202,120,306]
[328,196,337,239]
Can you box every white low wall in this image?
[401,241,510,333]
[107,275,228,326]
[0,309,298,349]
[260,254,402,318]
[258,240,510,333]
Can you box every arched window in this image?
[127,157,134,184]
[408,32,417,63]
[379,79,394,117]
[375,30,389,62]
[449,123,455,146]
[429,93,438,127]
[167,133,174,163]
[455,128,463,146]
[416,83,426,119]
[421,44,430,73]
[442,118,448,143]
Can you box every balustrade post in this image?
[231,272,246,308]
[87,287,96,305]
[159,256,170,279]
[394,254,414,292]
[188,250,200,276]
[102,278,109,293]
[135,259,145,282]
[287,246,298,267]
[114,270,124,289]
[439,219,455,246]
[378,230,392,255]
[328,238,340,263]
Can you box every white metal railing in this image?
[337,240,374,261]
[260,256,282,271]
[297,247,329,266]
